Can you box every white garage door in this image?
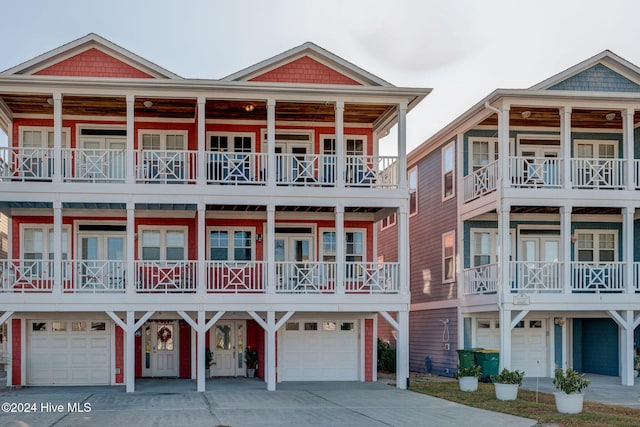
[28,320,111,385]
[476,318,547,377]
[280,320,359,381]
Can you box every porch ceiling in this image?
[478,106,631,129]
[206,205,381,213]
[511,206,622,215]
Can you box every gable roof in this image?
[530,50,640,92]
[222,42,393,87]
[1,33,181,79]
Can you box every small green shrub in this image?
[491,368,524,385]
[454,364,482,379]
[552,368,590,394]
[377,338,396,372]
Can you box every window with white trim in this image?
[469,137,498,172]
[140,228,186,261]
[381,213,397,230]
[409,166,418,216]
[140,131,187,150]
[321,230,365,262]
[575,140,617,159]
[208,229,254,261]
[442,142,455,200]
[22,226,69,261]
[321,136,366,155]
[208,133,253,152]
[442,231,455,282]
[470,229,513,266]
[576,231,616,262]
[21,127,70,148]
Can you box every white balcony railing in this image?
[64,260,126,292]
[345,156,399,188]
[206,152,266,185]
[62,148,126,183]
[571,262,625,293]
[0,147,54,181]
[344,262,399,293]
[276,154,336,186]
[0,259,55,292]
[510,157,562,188]
[136,150,197,184]
[462,263,498,295]
[135,261,197,293]
[571,158,625,189]
[275,261,335,293]
[206,261,265,292]
[463,160,498,202]
[510,261,563,292]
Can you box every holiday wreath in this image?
[158,326,172,343]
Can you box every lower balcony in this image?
[0,259,399,295]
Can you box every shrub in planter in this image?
[552,368,590,414]
[377,338,396,373]
[454,364,481,392]
[491,368,524,400]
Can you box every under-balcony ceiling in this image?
[479,106,635,129]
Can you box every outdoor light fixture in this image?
[256,233,263,242]
[244,104,255,112]
[47,98,54,105]
[143,100,154,108]
[605,112,616,121]
[521,110,532,119]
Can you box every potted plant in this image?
[245,346,258,378]
[634,355,640,378]
[552,368,591,414]
[205,348,214,377]
[491,368,524,401]
[453,364,482,392]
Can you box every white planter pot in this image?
[494,383,519,401]
[554,392,585,414]
[458,376,478,392]
[247,368,256,378]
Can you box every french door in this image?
[519,235,560,290]
[78,234,125,290]
[275,235,315,291]
[210,320,246,377]
[80,137,125,181]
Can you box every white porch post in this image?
[335,204,345,294]
[52,92,62,184]
[335,100,345,188]
[197,311,206,392]
[126,95,135,185]
[624,109,635,190]
[560,206,572,294]
[499,104,510,191]
[560,107,572,189]
[197,202,206,294]
[397,310,409,390]
[125,311,136,393]
[560,318,568,372]
[620,310,634,386]
[623,207,634,294]
[126,201,135,294]
[53,201,62,294]
[397,206,409,295]
[267,311,276,391]
[499,308,512,371]
[197,97,206,186]
[266,203,275,294]
[498,205,510,298]
[267,99,276,187]
[398,102,408,189]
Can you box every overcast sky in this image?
[2,0,640,152]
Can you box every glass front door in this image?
[210,320,245,377]
[142,321,179,377]
[79,234,125,290]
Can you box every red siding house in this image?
[0,34,430,391]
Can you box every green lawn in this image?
[409,377,640,427]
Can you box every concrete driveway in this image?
[0,379,536,427]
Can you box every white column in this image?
[499,309,511,371]
[53,201,62,293]
[335,204,345,294]
[125,311,135,393]
[335,100,345,188]
[267,99,276,187]
[266,204,276,294]
[52,93,62,183]
[560,206,572,294]
[197,311,206,392]
[397,206,409,295]
[197,202,206,294]
[396,310,409,390]
[499,104,510,190]
[621,310,634,386]
[126,95,135,185]
[624,109,635,190]
[560,107,572,189]
[398,102,408,189]
[623,207,634,294]
[560,319,568,372]
[126,202,135,294]
[267,311,276,391]
[197,97,206,186]
[498,205,510,297]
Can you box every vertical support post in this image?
[398,102,408,189]
[499,104,510,190]
[197,311,206,392]
[499,309,511,371]
[125,311,135,393]
[397,206,409,295]
[335,100,345,188]
[335,204,345,294]
[560,107,572,189]
[266,311,276,391]
[53,201,62,293]
[560,206,572,294]
[456,132,464,300]
[267,99,276,187]
[623,207,634,294]
[197,97,206,186]
[266,204,276,294]
[621,310,634,385]
[397,310,409,389]
[560,318,567,372]
[52,92,62,183]
[126,201,135,294]
[126,95,135,185]
[624,109,635,190]
[197,202,206,294]
[498,205,510,298]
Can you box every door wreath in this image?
[157,326,172,343]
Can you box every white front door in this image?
[79,234,125,290]
[142,321,179,377]
[210,320,246,377]
[520,235,560,290]
[275,235,314,291]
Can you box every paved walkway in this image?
[0,379,536,427]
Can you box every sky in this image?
[1,0,640,153]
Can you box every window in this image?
[576,231,616,262]
[408,167,418,216]
[442,231,455,282]
[381,213,397,230]
[442,142,455,200]
[140,131,186,150]
[321,136,365,155]
[140,229,186,261]
[208,229,254,261]
[22,226,69,274]
[208,133,253,152]
[285,322,299,331]
[469,137,498,171]
[304,322,318,331]
[575,140,617,159]
[21,127,69,148]
[321,230,365,264]
[470,229,513,267]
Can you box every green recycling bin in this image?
[475,349,499,380]
[456,348,483,369]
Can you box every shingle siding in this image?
[549,64,640,92]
